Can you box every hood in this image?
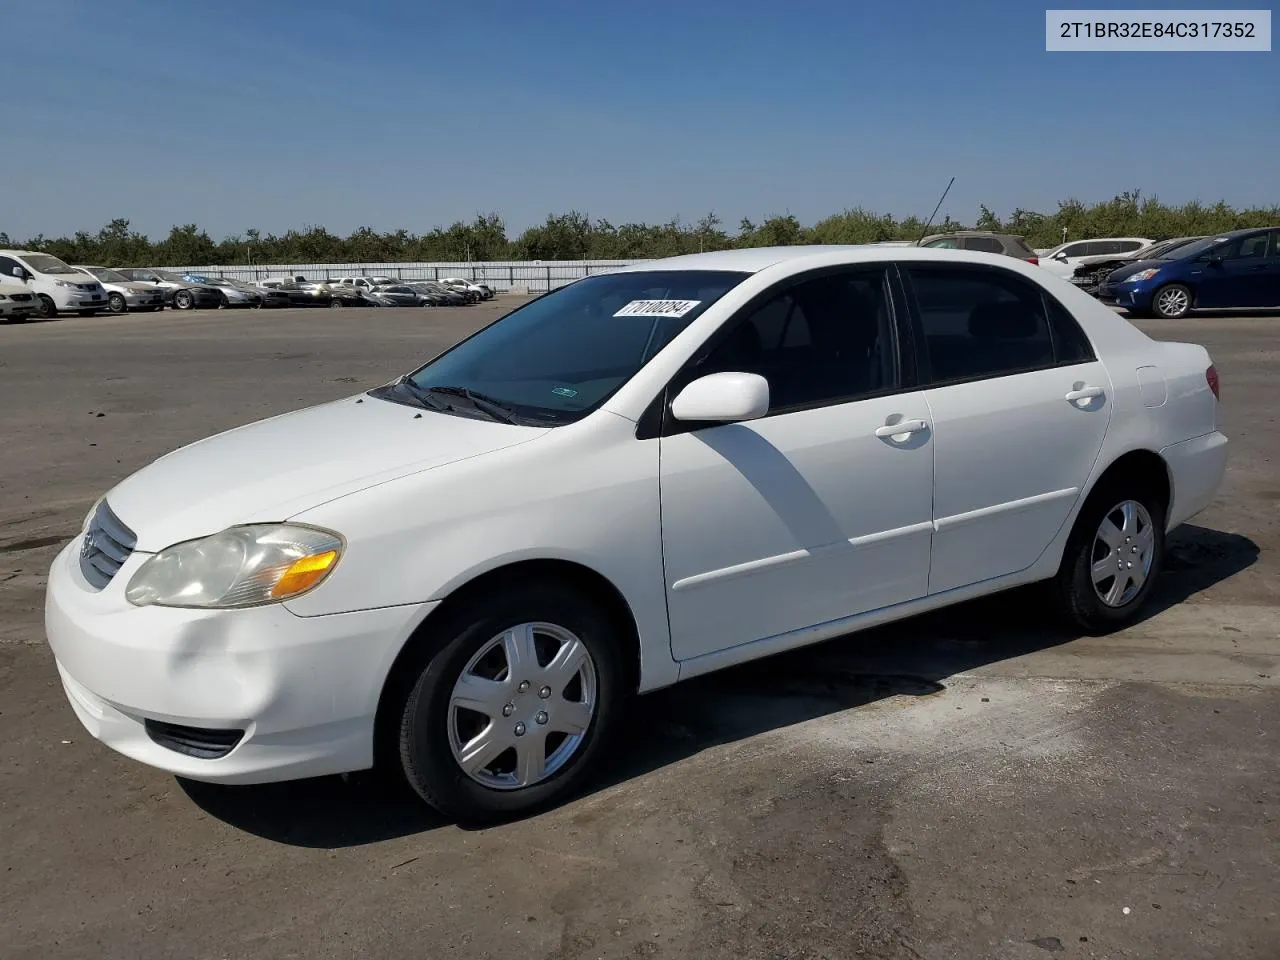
[1106,259,1167,282]
[104,394,549,551]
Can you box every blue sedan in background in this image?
[1098,227,1280,318]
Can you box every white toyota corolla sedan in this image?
[45,245,1227,820]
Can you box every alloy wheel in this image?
[1090,500,1156,607]
[447,621,597,790]
[1155,286,1189,318]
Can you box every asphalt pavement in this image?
[1,301,1276,959]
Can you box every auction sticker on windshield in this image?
[613,299,701,318]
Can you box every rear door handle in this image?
[875,418,929,439]
[1065,385,1104,403]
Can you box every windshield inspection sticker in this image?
[551,386,578,398]
[613,299,701,318]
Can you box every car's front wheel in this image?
[36,295,56,319]
[393,580,624,822]
[173,289,194,310]
[108,293,126,314]
[1055,482,1166,633]
[1152,283,1192,319]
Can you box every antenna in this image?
[917,176,956,244]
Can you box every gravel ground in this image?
[0,301,1275,960]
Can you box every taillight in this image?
[1025,256,1039,265]
[1206,364,1220,400]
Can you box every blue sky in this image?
[4,0,1276,241]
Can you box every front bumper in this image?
[0,300,37,318]
[44,536,435,784]
[56,293,108,310]
[1096,281,1153,309]
[123,291,166,308]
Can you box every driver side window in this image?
[694,268,898,415]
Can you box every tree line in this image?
[2,192,1276,267]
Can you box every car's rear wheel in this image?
[173,289,194,310]
[108,293,126,314]
[393,580,624,823]
[1152,283,1192,319]
[1054,482,1166,633]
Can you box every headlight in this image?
[1124,268,1160,283]
[125,524,343,609]
[0,293,8,301]
[54,279,74,288]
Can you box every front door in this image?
[1195,233,1273,308]
[660,266,935,662]
[900,263,1113,594]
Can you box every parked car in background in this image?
[1069,237,1206,295]
[75,266,167,313]
[322,283,378,308]
[0,249,109,318]
[114,269,223,310]
[917,231,1040,264]
[1098,227,1280,318]
[180,274,267,309]
[331,276,399,294]
[439,277,493,300]
[406,281,462,306]
[1038,237,1154,280]
[0,275,39,321]
[365,284,423,307]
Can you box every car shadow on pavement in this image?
[178,523,1257,847]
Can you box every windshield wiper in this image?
[425,385,521,424]
[392,376,452,412]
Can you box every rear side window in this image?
[905,266,1092,385]
[966,236,1005,254]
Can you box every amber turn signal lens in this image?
[270,550,339,598]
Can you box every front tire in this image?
[1054,482,1166,633]
[108,293,126,314]
[1152,283,1192,319]
[36,295,56,319]
[173,289,195,310]
[394,580,625,823]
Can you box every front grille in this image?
[144,719,245,759]
[79,500,137,589]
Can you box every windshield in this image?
[390,269,750,424]
[155,270,191,282]
[1158,237,1219,260]
[87,266,128,283]
[23,253,80,275]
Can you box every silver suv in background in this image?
[918,231,1041,264]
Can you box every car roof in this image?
[610,243,1036,275]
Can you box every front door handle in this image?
[875,418,929,439]
[1065,385,1104,403]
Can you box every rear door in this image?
[1264,230,1280,307]
[900,263,1112,594]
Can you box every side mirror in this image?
[1054,252,1068,261]
[10,266,25,280]
[670,372,770,423]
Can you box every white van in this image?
[0,249,109,318]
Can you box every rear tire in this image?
[393,579,625,823]
[1054,480,1166,634]
[1152,283,1192,319]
